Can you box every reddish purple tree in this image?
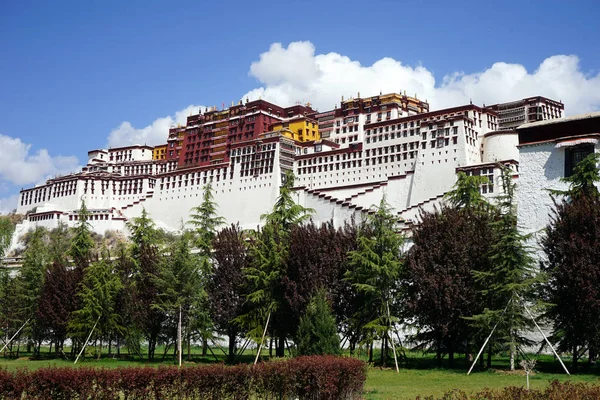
[36,262,78,355]
[284,221,361,349]
[543,194,600,370]
[543,153,600,371]
[405,207,495,367]
[209,224,248,362]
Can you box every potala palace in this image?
[12,91,600,251]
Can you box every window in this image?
[565,144,595,177]
[481,168,494,194]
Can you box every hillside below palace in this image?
[12,92,568,249]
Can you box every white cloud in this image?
[107,104,203,148]
[244,41,600,115]
[106,42,600,150]
[0,194,20,214]
[0,134,80,186]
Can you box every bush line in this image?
[418,380,600,400]
[0,355,366,400]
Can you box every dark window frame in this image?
[565,144,594,177]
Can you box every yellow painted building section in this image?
[272,117,320,142]
[153,145,167,160]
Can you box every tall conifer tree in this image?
[189,183,225,354]
[69,200,94,269]
[345,196,403,367]
[470,165,540,370]
[15,228,48,355]
[69,251,122,359]
[127,208,164,361]
[241,171,313,358]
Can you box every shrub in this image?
[0,355,366,399]
[418,380,600,400]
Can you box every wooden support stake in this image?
[74,315,101,364]
[177,306,182,367]
[386,302,399,372]
[468,302,510,375]
[0,318,30,354]
[521,299,570,375]
[254,311,271,365]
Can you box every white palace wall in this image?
[11,104,524,250]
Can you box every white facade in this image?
[11,100,544,253]
[489,96,564,130]
[516,113,600,239]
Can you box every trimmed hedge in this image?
[0,355,366,400]
[418,380,600,400]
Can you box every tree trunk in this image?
[509,339,516,371]
[269,337,273,358]
[148,331,158,361]
[448,339,454,368]
[277,334,285,358]
[228,331,236,364]
[573,344,578,372]
[486,342,492,368]
[479,345,485,369]
[436,337,442,368]
[202,339,208,357]
[368,341,373,363]
[187,331,191,361]
[97,338,102,360]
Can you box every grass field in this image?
[1,348,599,399]
[364,368,598,399]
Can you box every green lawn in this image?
[1,349,599,399]
[365,368,598,400]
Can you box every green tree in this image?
[127,208,165,361]
[15,227,49,356]
[48,222,72,265]
[69,252,123,359]
[189,183,225,355]
[189,182,225,261]
[0,267,14,347]
[153,230,203,361]
[295,288,340,356]
[112,240,140,357]
[345,196,403,367]
[444,171,490,210]
[0,215,15,259]
[241,171,314,358]
[549,153,600,200]
[69,200,95,269]
[470,165,541,370]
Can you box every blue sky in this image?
[1,0,599,211]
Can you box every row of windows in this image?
[161,168,228,182]
[21,181,77,205]
[299,151,361,166]
[334,135,359,145]
[29,213,59,222]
